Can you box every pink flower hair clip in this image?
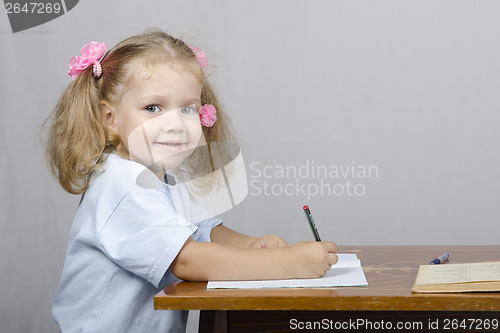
[68,41,108,80]
[199,104,217,127]
[188,45,208,72]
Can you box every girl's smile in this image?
[153,140,187,152]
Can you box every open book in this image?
[207,254,368,289]
[412,261,500,293]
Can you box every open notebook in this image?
[207,254,368,289]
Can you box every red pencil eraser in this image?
[303,205,309,210]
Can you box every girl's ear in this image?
[101,101,118,133]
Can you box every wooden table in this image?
[155,246,500,332]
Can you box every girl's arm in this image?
[210,225,289,248]
[169,237,338,281]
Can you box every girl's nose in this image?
[161,109,184,132]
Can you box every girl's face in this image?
[106,62,203,177]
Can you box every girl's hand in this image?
[287,241,338,279]
[250,235,289,249]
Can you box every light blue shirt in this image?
[53,154,222,333]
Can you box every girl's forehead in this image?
[118,59,202,96]
[126,58,202,82]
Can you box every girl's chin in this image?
[150,157,184,172]
[130,147,197,175]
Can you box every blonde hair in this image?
[46,29,236,194]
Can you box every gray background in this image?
[1,0,499,332]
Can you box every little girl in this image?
[47,30,337,333]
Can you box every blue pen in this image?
[429,252,449,265]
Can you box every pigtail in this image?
[47,70,107,194]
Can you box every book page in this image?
[470,262,500,281]
[207,254,368,289]
[415,261,500,285]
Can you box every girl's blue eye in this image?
[180,105,197,115]
[145,105,161,113]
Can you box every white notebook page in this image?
[207,254,368,289]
